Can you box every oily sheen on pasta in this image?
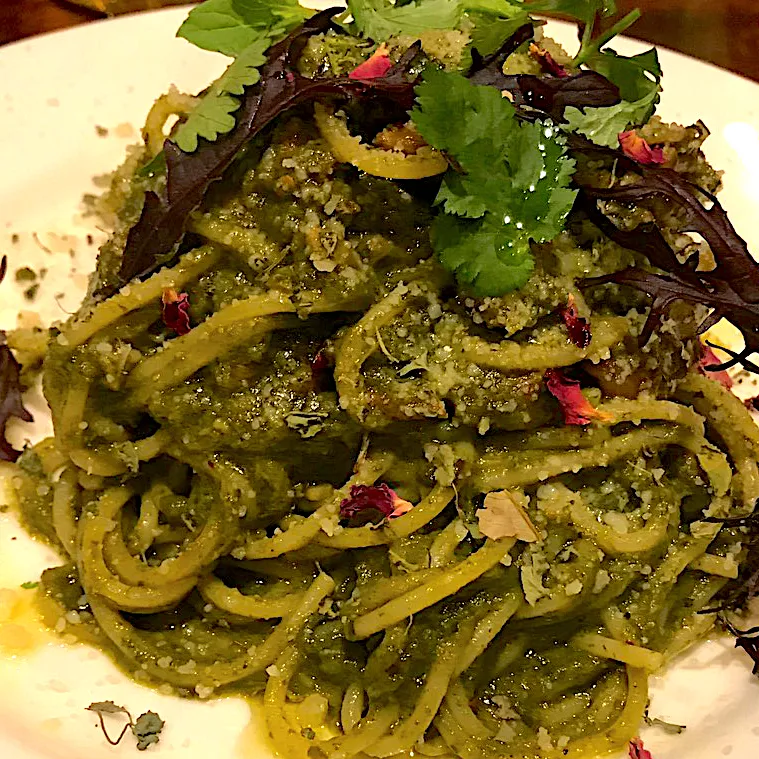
[11,9,759,759]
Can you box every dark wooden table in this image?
[1,0,758,83]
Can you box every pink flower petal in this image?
[628,737,654,759]
[560,294,591,349]
[349,44,393,81]
[161,288,191,336]
[529,43,569,78]
[697,343,733,389]
[340,484,413,524]
[545,369,613,426]
[618,130,665,165]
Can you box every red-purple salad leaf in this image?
[118,8,421,286]
[161,288,191,336]
[529,43,569,78]
[468,23,620,120]
[560,294,591,348]
[0,334,32,463]
[618,130,665,164]
[719,618,759,675]
[573,135,759,372]
[544,368,613,426]
[628,738,654,759]
[339,483,413,526]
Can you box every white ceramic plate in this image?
[1,6,759,759]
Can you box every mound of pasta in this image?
[9,3,759,759]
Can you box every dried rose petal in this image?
[618,130,665,165]
[311,347,335,392]
[349,44,393,80]
[561,294,591,349]
[529,43,569,78]
[339,483,413,525]
[628,737,654,759]
[545,369,613,426]
[698,343,734,389]
[161,288,191,336]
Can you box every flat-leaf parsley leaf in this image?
[412,68,577,296]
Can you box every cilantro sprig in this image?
[412,69,577,296]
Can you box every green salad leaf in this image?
[173,38,269,152]
[564,47,661,147]
[587,47,661,101]
[412,68,577,296]
[177,0,309,57]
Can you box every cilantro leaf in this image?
[20,581,39,589]
[132,711,165,752]
[347,0,465,40]
[412,69,577,296]
[178,0,308,57]
[173,38,268,153]
[432,215,535,295]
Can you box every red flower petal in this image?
[545,369,613,426]
[697,343,733,389]
[349,44,393,80]
[618,130,666,165]
[161,288,191,336]
[561,294,591,349]
[529,43,569,78]
[628,738,654,759]
[339,483,412,525]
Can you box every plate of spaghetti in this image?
[1,2,759,759]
